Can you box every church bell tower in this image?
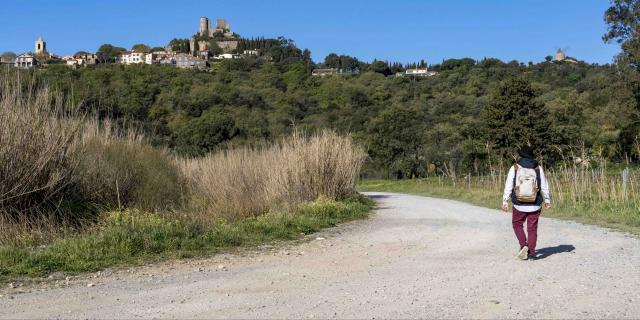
[35,36,46,54]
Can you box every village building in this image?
[145,51,173,64]
[15,54,37,68]
[0,54,16,66]
[74,52,98,65]
[175,53,207,69]
[554,49,578,63]
[404,67,437,77]
[35,36,46,55]
[243,49,259,56]
[311,68,360,77]
[213,53,241,60]
[115,51,146,65]
[62,55,79,67]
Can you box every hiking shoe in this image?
[527,254,537,261]
[517,246,529,260]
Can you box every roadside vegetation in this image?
[0,79,370,278]
[359,161,640,234]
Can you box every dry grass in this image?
[0,79,185,244]
[0,78,82,243]
[181,130,366,221]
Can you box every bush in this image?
[75,135,185,211]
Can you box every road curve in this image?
[1,192,640,319]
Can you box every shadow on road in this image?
[366,194,392,199]
[536,244,575,259]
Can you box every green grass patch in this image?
[0,195,372,279]
[359,179,640,235]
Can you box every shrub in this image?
[75,123,185,211]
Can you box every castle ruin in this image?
[199,17,232,38]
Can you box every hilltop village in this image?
[0,16,445,77]
[0,17,579,78]
[2,17,267,70]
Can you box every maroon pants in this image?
[512,207,541,255]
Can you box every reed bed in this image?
[0,78,82,243]
[180,130,366,221]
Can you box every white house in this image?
[405,68,437,77]
[15,54,37,68]
[214,53,241,60]
[116,51,146,65]
[145,51,173,64]
[243,49,259,56]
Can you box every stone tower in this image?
[35,36,46,54]
[216,19,230,31]
[555,48,566,61]
[199,17,211,36]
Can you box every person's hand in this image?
[501,202,509,212]
[544,202,552,209]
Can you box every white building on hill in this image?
[115,51,146,64]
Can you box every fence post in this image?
[622,167,629,199]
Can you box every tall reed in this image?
[0,78,81,223]
[180,130,366,221]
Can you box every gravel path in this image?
[1,192,640,319]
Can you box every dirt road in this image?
[2,192,640,319]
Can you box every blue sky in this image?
[0,0,620,64]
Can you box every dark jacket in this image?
[511,158,543,206]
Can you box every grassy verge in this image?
[359,179,640,235]
[0,195,372,279]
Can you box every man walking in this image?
[502,146,551,260]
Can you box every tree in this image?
[176,110,239,156]
[369,60,391,76]
[482,77,552,160]
[544,55,553,62]
[0,51,16,62]
[169,38,190,53]
[96,44,126,63]
[367,105,427,179]
[603,0,640,158]
[150,47,165,52]
[324,53,340,68]
[131,44,151,53]
[207,40,223,56]
[604,0,640,69]
[302,49,314,70]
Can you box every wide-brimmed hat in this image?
[517,145,535,159]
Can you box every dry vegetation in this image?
[181,131,365,221]
[0,76,368,269]
[0,80,82,243]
